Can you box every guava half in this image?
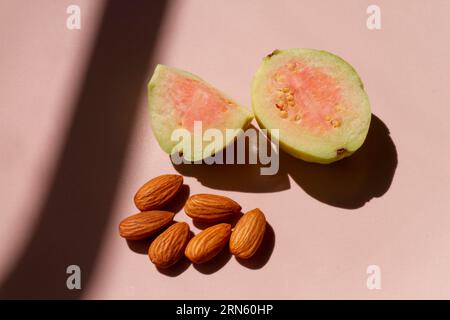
[148,65,253,161]
[252,49,371,164]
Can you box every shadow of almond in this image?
[236,223,275,270]
[126,238,153,255]
[192,212,244,230]
[156,256,192,277]
[193,248,232,275]
[164,184,190,213]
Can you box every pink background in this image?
[1,0,450,299]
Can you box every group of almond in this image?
[119,174,267,269]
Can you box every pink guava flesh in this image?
[270,61,343,133]
[163,72,236,131]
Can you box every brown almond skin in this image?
[148,222,190,268]
[134,174,183,211]
[119,211,175,240]
[184,194,241,223]
[185,223,232,264]
[229,208,266,259]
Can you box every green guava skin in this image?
[252,49,371,164]
[148,64,253,162]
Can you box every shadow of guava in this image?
[172,114,396,210]
[281,114,398,209]
[172,114,397,209]
[172,125,290,193]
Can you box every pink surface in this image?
[1,0,450,299]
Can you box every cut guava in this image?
[252,49,371,164]
[148,65,253,161]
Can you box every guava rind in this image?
[148,64,253,161]
[252,49,371,164]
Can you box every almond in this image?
[184,194,241,222]
[119,211,174,240]
[134,174,183,211]
[148,222,190,268]
[185,223,231,264]
[229,208,266,259]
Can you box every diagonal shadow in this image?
[0,0,168,299]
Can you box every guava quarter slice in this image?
[252,49,371,164]
[148,65,253,162]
